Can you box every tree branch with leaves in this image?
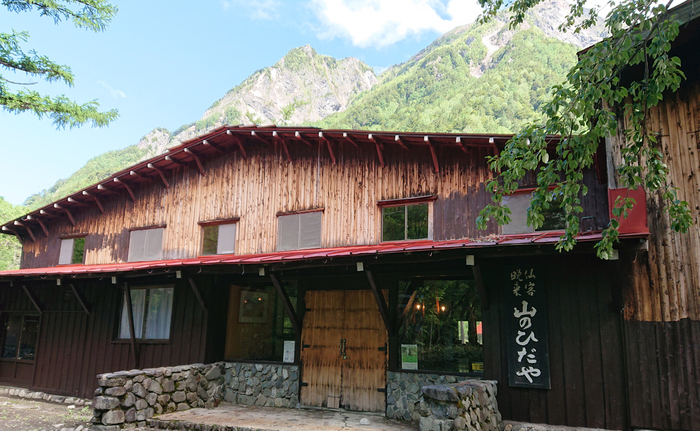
[1,0,119,128]
[476,0,692,259]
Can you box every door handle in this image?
[340,338,347,360]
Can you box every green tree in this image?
[1,0,119,128]
[476,0,692,258]
[0,197,24,270]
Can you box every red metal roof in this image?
[0,230,649,279]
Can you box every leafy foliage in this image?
[476,0,691,259]
[23,145,147,209]
[1,0,119,128]
[0,197,24,270]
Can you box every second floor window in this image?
[277,211,322,251]
[58,237,85,265]
[382,203,430,241]
[128,227,164,262]
[501,191,566,235]
[201,222,237,255]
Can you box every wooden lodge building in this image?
[2,6,700,428]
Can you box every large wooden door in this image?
[301,290,387,412]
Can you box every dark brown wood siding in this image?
[482,254,628,430]
[0,276,216,399]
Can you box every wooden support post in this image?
[54,204,76,226]
[70,283,90,315]
[294,131,314,147]
[114,178,136,202]
[147,164,170,189]
[424,136,440,173]
[13,221,35,242]
[456,136,468,153]
[203,139,224,154]
[368,134,385,168]
[394,135,408,150]
[187,277,208,313]
[273,131,292,162]
[472,265,490,310]
[82,191,105,213]
[318,132,336,165]
[27,216,49,237]
[366,270,395,336]
[184,148,206,176]
[270,274,300,333]
[22,285,42,313]
[124,282,140,369]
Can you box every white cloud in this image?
[222,0,281,19]
[98,81,126,99]
[311,0,483,48]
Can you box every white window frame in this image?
[127,227,164,262]
[58,236,86,265]
[378,196,435,242]
[199,220,238,255]
[118,286,174,341]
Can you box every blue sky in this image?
[0,0,484,206]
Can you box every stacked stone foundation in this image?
[90,362,299,430]
[419,380,501,431]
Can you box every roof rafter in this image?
[26,215,49,237]
[54,204,76,226]
[82,191,105,214]
[424,136,440,173]
[13,221,35,242]
[114,178,136,202]
[318,132,336,165]
[147,163,170,189]
[273,131,291,162]
[368,134,385,168]
[184,148,206,176]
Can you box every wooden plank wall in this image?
[482,255,627,430]
[0,277,211,399]
[20,140,608,268]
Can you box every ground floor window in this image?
[398,278,483,374]
[224,282,297,362]
[1,314,39,361]
[118,286,174,340]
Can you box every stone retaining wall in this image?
[90,362,299,430]
[386,372,471,420]
[419,380,500,431]
[0,386,90,406]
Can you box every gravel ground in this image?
[0,395,92,431]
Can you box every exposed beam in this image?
[66,197,86,206]
[124,282,140,369]
[165,155,187,167]
[54,204,76,226]
[147,163,170,189]
[273,131,291,162]
[82,191,105,214]
[27,215,49,237]
[129,170,149,181]
[294,131,314,147]
[368,134,385,168]
[187,277,208,314]
[22,285,42,314]
[456,136,468,153]
[318,132,336,165]
[270,273,300,333]
[226,132,248,159]
[342,132,359,148]
[472,264,490,310]
[251,130,271,146]
[184,148,206,175]
[424,136,440,173]
[96,184,119,195]
[394,135,408,150]
[202,139,224,154]
[489,137,498,156]
[366,270,395,336]
[70,283,91,315]
[114,178,136,202]
[2,226,23,244]
[13,221,35,242]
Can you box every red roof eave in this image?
[0,230,649,279]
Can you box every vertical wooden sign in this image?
[503,265,551,389]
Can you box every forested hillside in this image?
[0,197,24,271]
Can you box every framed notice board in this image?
[502,265,551,389]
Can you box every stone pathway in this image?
[147,403,418,431]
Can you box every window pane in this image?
[18,316,39,360]
[1,315,22,359]
[58,238,74,265]
[144,228,164,261]
[119,289,146,339]
[398,279,484,374]
[537,191,566,231]
[277,214,300,251]
[202,225,219,255]
[217,223,236,254]
[128,230,147,262]
[298,212,322,249]
[502,193,534,235]
[382,206,405,241]
[406,204,429,239]
[225,283,297,362]
[145,288,174,339]
[72,237,85,264]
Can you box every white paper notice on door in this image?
[283,340,295,363]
